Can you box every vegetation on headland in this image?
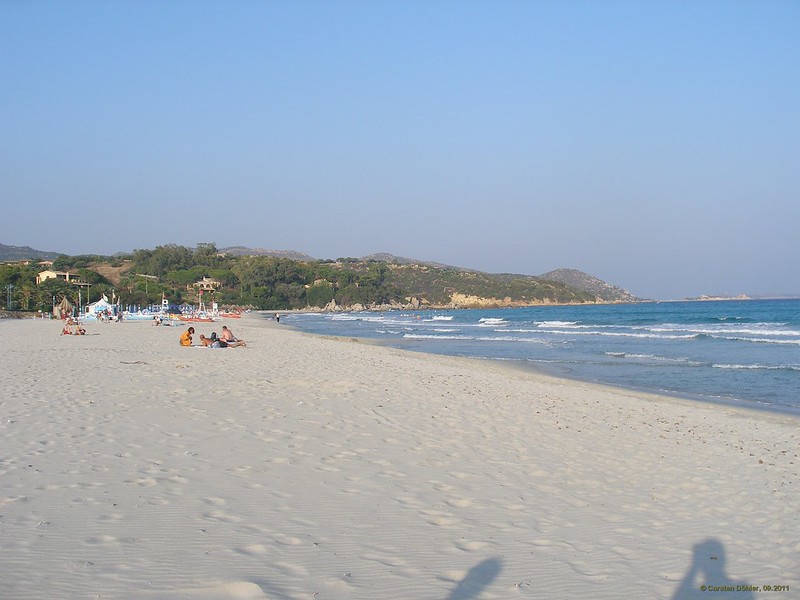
[1,243,628,313]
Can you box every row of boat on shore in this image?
[82,309,243,323]
[78,295,245,323]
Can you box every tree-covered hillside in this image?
[386,264,594,305]
[1,243,605,313]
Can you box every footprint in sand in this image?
[273,561,310,577]
[455,540,488,552]
[274,534,303,546]
[98,513,124,522]
[144,496,170,506]
[85,535,119,546]
[202,510,242,523]
[612,545,636,560]
[128,477,157,487]
[235,544,269,556]
[567,559,614,579]
[202,497,226,507]
[317,465,341,473]
[396,496,424,507]
[446,497,472,508]
[427,515,460,527]
[430,481,455,492]
[289,517,319,528]
[360,553,406,567]
[378,469,407,479]
[229,465,256,475]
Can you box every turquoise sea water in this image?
[279,299,800,414]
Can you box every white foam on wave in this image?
[651,324,799,337]
[712,363,800,371]
[605,352,704,366]
[478,318,508,326]
[539,329,698,340]
[535,320,581,328]
[404,333,474,340]
[403,333,550,344]
[330,314,381,322]
[710,335,800,345]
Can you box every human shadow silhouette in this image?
[672,539,754,600]
[445,557,502,600]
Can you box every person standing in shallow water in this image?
[180,327,194,346]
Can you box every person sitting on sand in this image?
[198,334,216,347]
[220,325,246,347]
[61,323,73,336]
[209,332,227,348]
[180,327,195,347]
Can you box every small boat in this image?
[178,313,215,322]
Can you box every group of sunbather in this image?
[180,325,246,348]
[61,317,86,336]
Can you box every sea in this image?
[278,299,800,415]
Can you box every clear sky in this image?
[2,1,798,300]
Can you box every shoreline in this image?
[275,310,800,420]
[1,316,797,598]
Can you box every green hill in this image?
[1,242,640,312]
[0,243,61,262]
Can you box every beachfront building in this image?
[36,270,79,285]
[192,277,221,293]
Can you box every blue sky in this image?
[2,1,798,300]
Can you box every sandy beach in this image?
[0,314,796,599]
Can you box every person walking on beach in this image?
[180,327,195,346]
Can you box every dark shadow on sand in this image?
[445,557,502,600]
[247,577,295,600]
[672,539,754,600]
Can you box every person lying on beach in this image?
[180,327,194,347]
[209,332,227,348]
[220,325,246,347]
[199,333,227,347]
